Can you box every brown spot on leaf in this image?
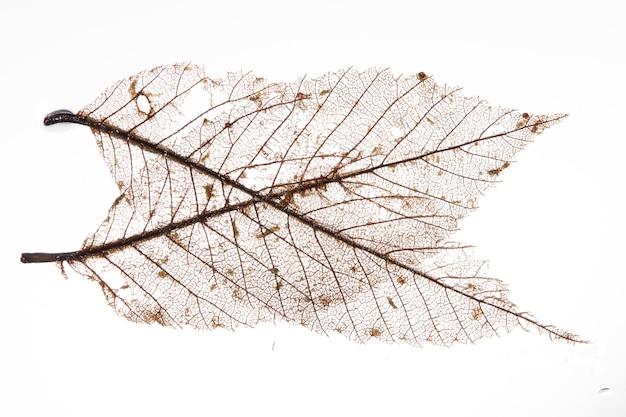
[248,92,263,106]
[487,161,510,176]
[529,117,545,134]
[204,184,214,200]
[142,308,166,326]
[279,192,294,207]
[211,316,224,329]
[256,225,280,239]
[369,328,382,337]
[231,220,239,239]
[128,79,138,97]
[232,289,243,301]
[318,295,332,308]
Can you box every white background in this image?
[1,1,624,416]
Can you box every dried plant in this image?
[22,65,583,347]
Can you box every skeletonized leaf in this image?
[22,64,583,347]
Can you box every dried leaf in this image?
[22,64,584,347]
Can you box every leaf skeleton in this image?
[22,64,584,347]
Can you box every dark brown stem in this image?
[21,252,77,263]
[21,110,92,264]
[43,110,88,126]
